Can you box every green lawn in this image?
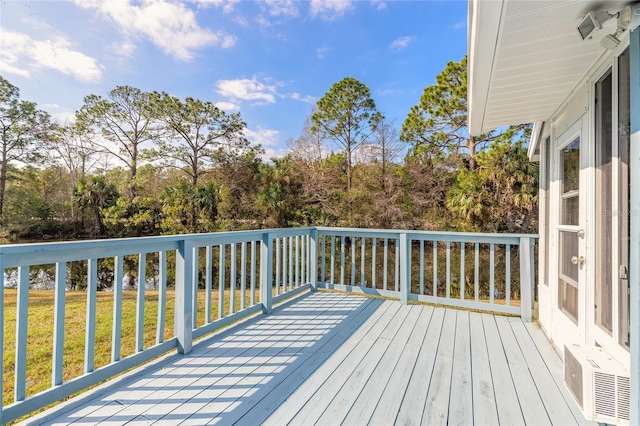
[2,288,255,413]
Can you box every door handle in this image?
[571,255,585,265]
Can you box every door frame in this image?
[550,114,589,348]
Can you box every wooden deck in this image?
[25,291,594,425]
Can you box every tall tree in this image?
[257,156,303,227]
[446,134,538,233]
[77,86,156,200]
[0,76,52,221]
[401,57,494,171]
[73,175,119,236]
[46,123,100,219]
[149,93,247,187]
[312,77,381,193]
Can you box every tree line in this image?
[0,57,538,243]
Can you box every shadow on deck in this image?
[26,291,593,425]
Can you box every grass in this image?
[2,287,257,417]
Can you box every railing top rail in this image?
[315,227,538,243]
[0,227,316,268]
[0,226,536,268]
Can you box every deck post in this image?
[399,233,410,305]
[628,25,640,426]
[175,238,194,354]
[261,232,273,314]
[519,237,534,322]
[310,228,318,292]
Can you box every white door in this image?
[553,116,588,344]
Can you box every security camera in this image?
[618,2,640,32]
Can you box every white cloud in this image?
[0,62,30,78]
[192,0,238,13]
[389,36,414,52]
[52,111,77,125]
[244,127,285,159]
[216,77,278,104]
[371,0,386,10]
[262,0,299,17]
[310,0,353,20]
[289,92,317,104]
[214,101,240,111]
[316,46,330,59]
[0,29,102,82]
[76,0,234,61]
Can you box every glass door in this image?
[555,117,588,339]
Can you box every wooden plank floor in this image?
[27,291,595,425]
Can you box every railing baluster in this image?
[53,262,66,386]
[341,236,346,285]
[321,234,326,283]
[361,237,365,287]
[205,247,212,324]
[176,239,194,354]
[241,242,247,309]
[433,241,437,297]
[85,258,97,373]
[295,236,300,287]
[218,244,225,320]
[474,243,480,302]
[112,256,123,362]
[157,251,167,344]
[446,242,451,299]
[230,243,236,314]
[15,266,29,401]
[395,239,400,292]
[260,232,273,313]
[192,247,198,328]
[136,253,146,353]
[275,238,280,296]
[420,240,424,295]
[400,233,410,305]
[460,243,465,300]
[519,237,534,321]
[331,236,335,283]
[310,229,318,291]
[301,235,306,284]
[351,237,356,286]
[490,243,495,304]
[505,244,511,306]
[371,237,377,289]
[251,241,256,306]
[383,238,388,291]
[289,236,294,290]
[282,237,288,291]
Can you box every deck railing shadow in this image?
[53,291,383,424]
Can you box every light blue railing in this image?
[0,226,535,423]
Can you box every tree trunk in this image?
[468,136,477,172]
[0,145,7,221]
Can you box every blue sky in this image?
[1,0,468,159]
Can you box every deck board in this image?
[469,311,499,425]
[25,291,596,426]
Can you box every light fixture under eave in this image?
[577,10,612,40]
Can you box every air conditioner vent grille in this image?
[587,359,600,369]
[618,376,630,421]
[594,372,616,418]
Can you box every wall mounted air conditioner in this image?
[564,343,630,425]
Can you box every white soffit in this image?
[468,0,628,136]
